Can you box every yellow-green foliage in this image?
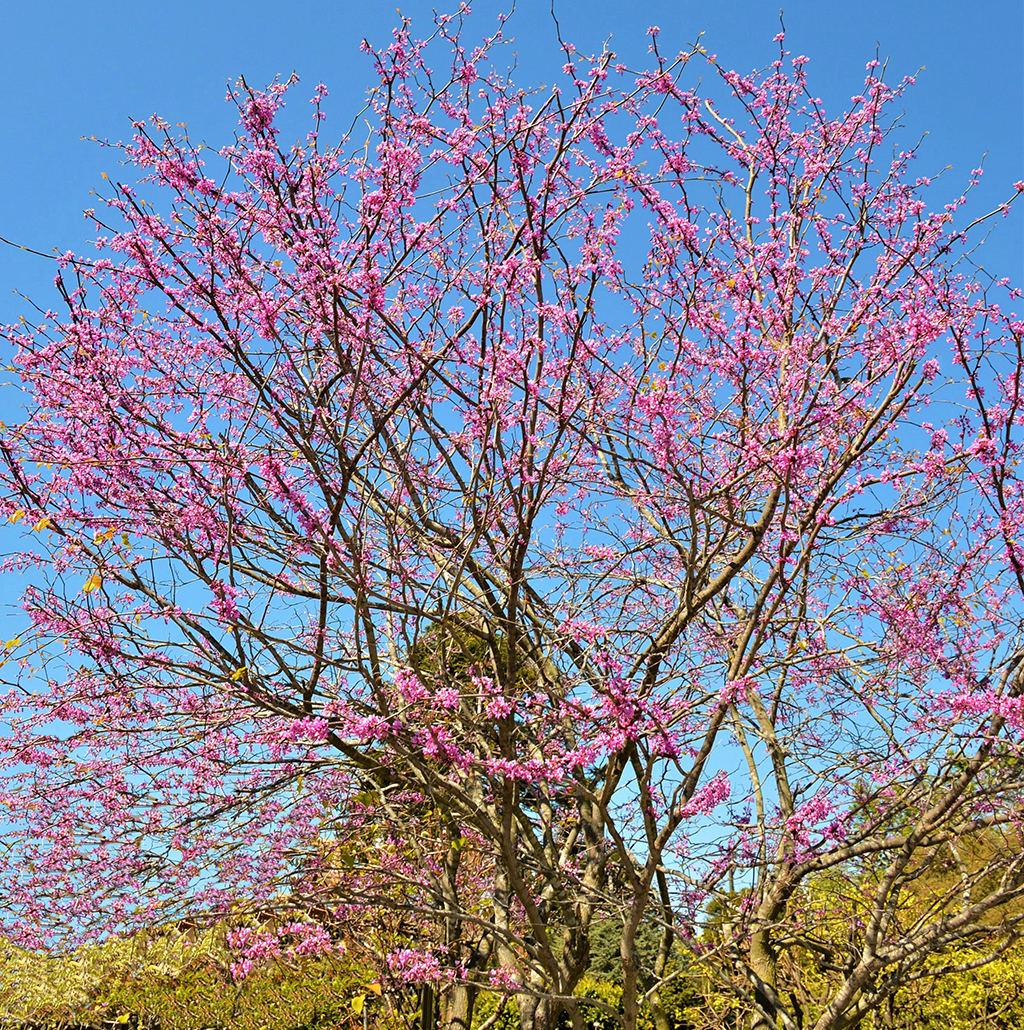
[569,972,714,1030]
[895,943,1024,1030]
[7,922,1024,1030]
[470,989,519,1030]
[0,923,377,1030]
[570,976,626,1030]
[469,974,706,1030]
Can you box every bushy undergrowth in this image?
[4,922,1024,1030]
[0,923,371,1030]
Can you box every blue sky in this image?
[0,0,1019,326]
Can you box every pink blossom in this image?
[679,772,731,819]
[387,948,445,983]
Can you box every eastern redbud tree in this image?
[1,10,1023,1030]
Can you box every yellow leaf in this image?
[83,574,102,594]
[367,983,382,996]
[9,510,25,524]
[5,638,21,650]
[352,995,366,1016]
[33,517,50,532]
[230,667,248,681]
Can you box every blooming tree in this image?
[1,10,1023,1030]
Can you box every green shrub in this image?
[0,924,377,1030]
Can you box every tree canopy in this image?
[1,11,1023,1030]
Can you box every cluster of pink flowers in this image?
[226,920,339,980]
[488,966,522,991]
[679,772,731,819]
[386,948,445,984]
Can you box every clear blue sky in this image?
[0,0,1020,324]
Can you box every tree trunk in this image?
[441,982,477,1030]
[750,927,779,1030]
[648,895,674,1030]
[420,983,437,1030]
[648,969,672,1030]
[517,992,555,1030]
